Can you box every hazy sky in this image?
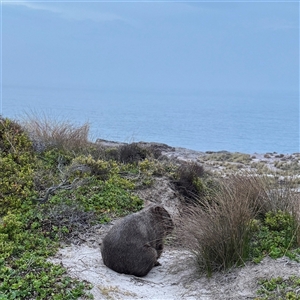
[1,1,299,95]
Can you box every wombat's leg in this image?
[156,243,164,259]
[153,243,163,266]
[133,244,158,277]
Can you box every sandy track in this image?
[50,242,300,300]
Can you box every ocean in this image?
[2,85,299,154]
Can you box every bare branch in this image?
[35,160,92,203]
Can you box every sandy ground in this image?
[51,244,196,300]
[50,237,300,300]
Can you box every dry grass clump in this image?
[178,175,263,275]
[172,161,206,202]
[274,160,300,172]
[118,143,148,164]
[262,175,300,220]
[21,113,90,152]
[94,142,166,163]
[177,174,300,276]
[203,152,251,164]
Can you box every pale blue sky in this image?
[1,1,299,96]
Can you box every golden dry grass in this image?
[21,113,90,152]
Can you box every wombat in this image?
[101,204,174,277]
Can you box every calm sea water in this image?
[2,85,299,154]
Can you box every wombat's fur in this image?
[101,204,174,277]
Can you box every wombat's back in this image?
[101,205,173,276]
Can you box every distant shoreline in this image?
[95,139,300,176]
[95,138,299,157]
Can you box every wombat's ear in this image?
[153,206,164,214]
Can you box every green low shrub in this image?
[250,210,298,262]
[0,116,151,298]
[0,118,37,215]
[0,254,92,299]
[255,276,300,299]
[71,154,113,179]
[49,175,143,221]
[0,208,93,299]
[0,117,33,154]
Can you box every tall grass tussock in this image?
[177,173,300,276]
[21,113,90,152]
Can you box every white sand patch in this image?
[50,245,197,299]
[50,243,300,300]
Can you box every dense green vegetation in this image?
[0,117,152,299]
[255,276,300,300]
[250,210,299,263]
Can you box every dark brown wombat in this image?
[101,204,174,277]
